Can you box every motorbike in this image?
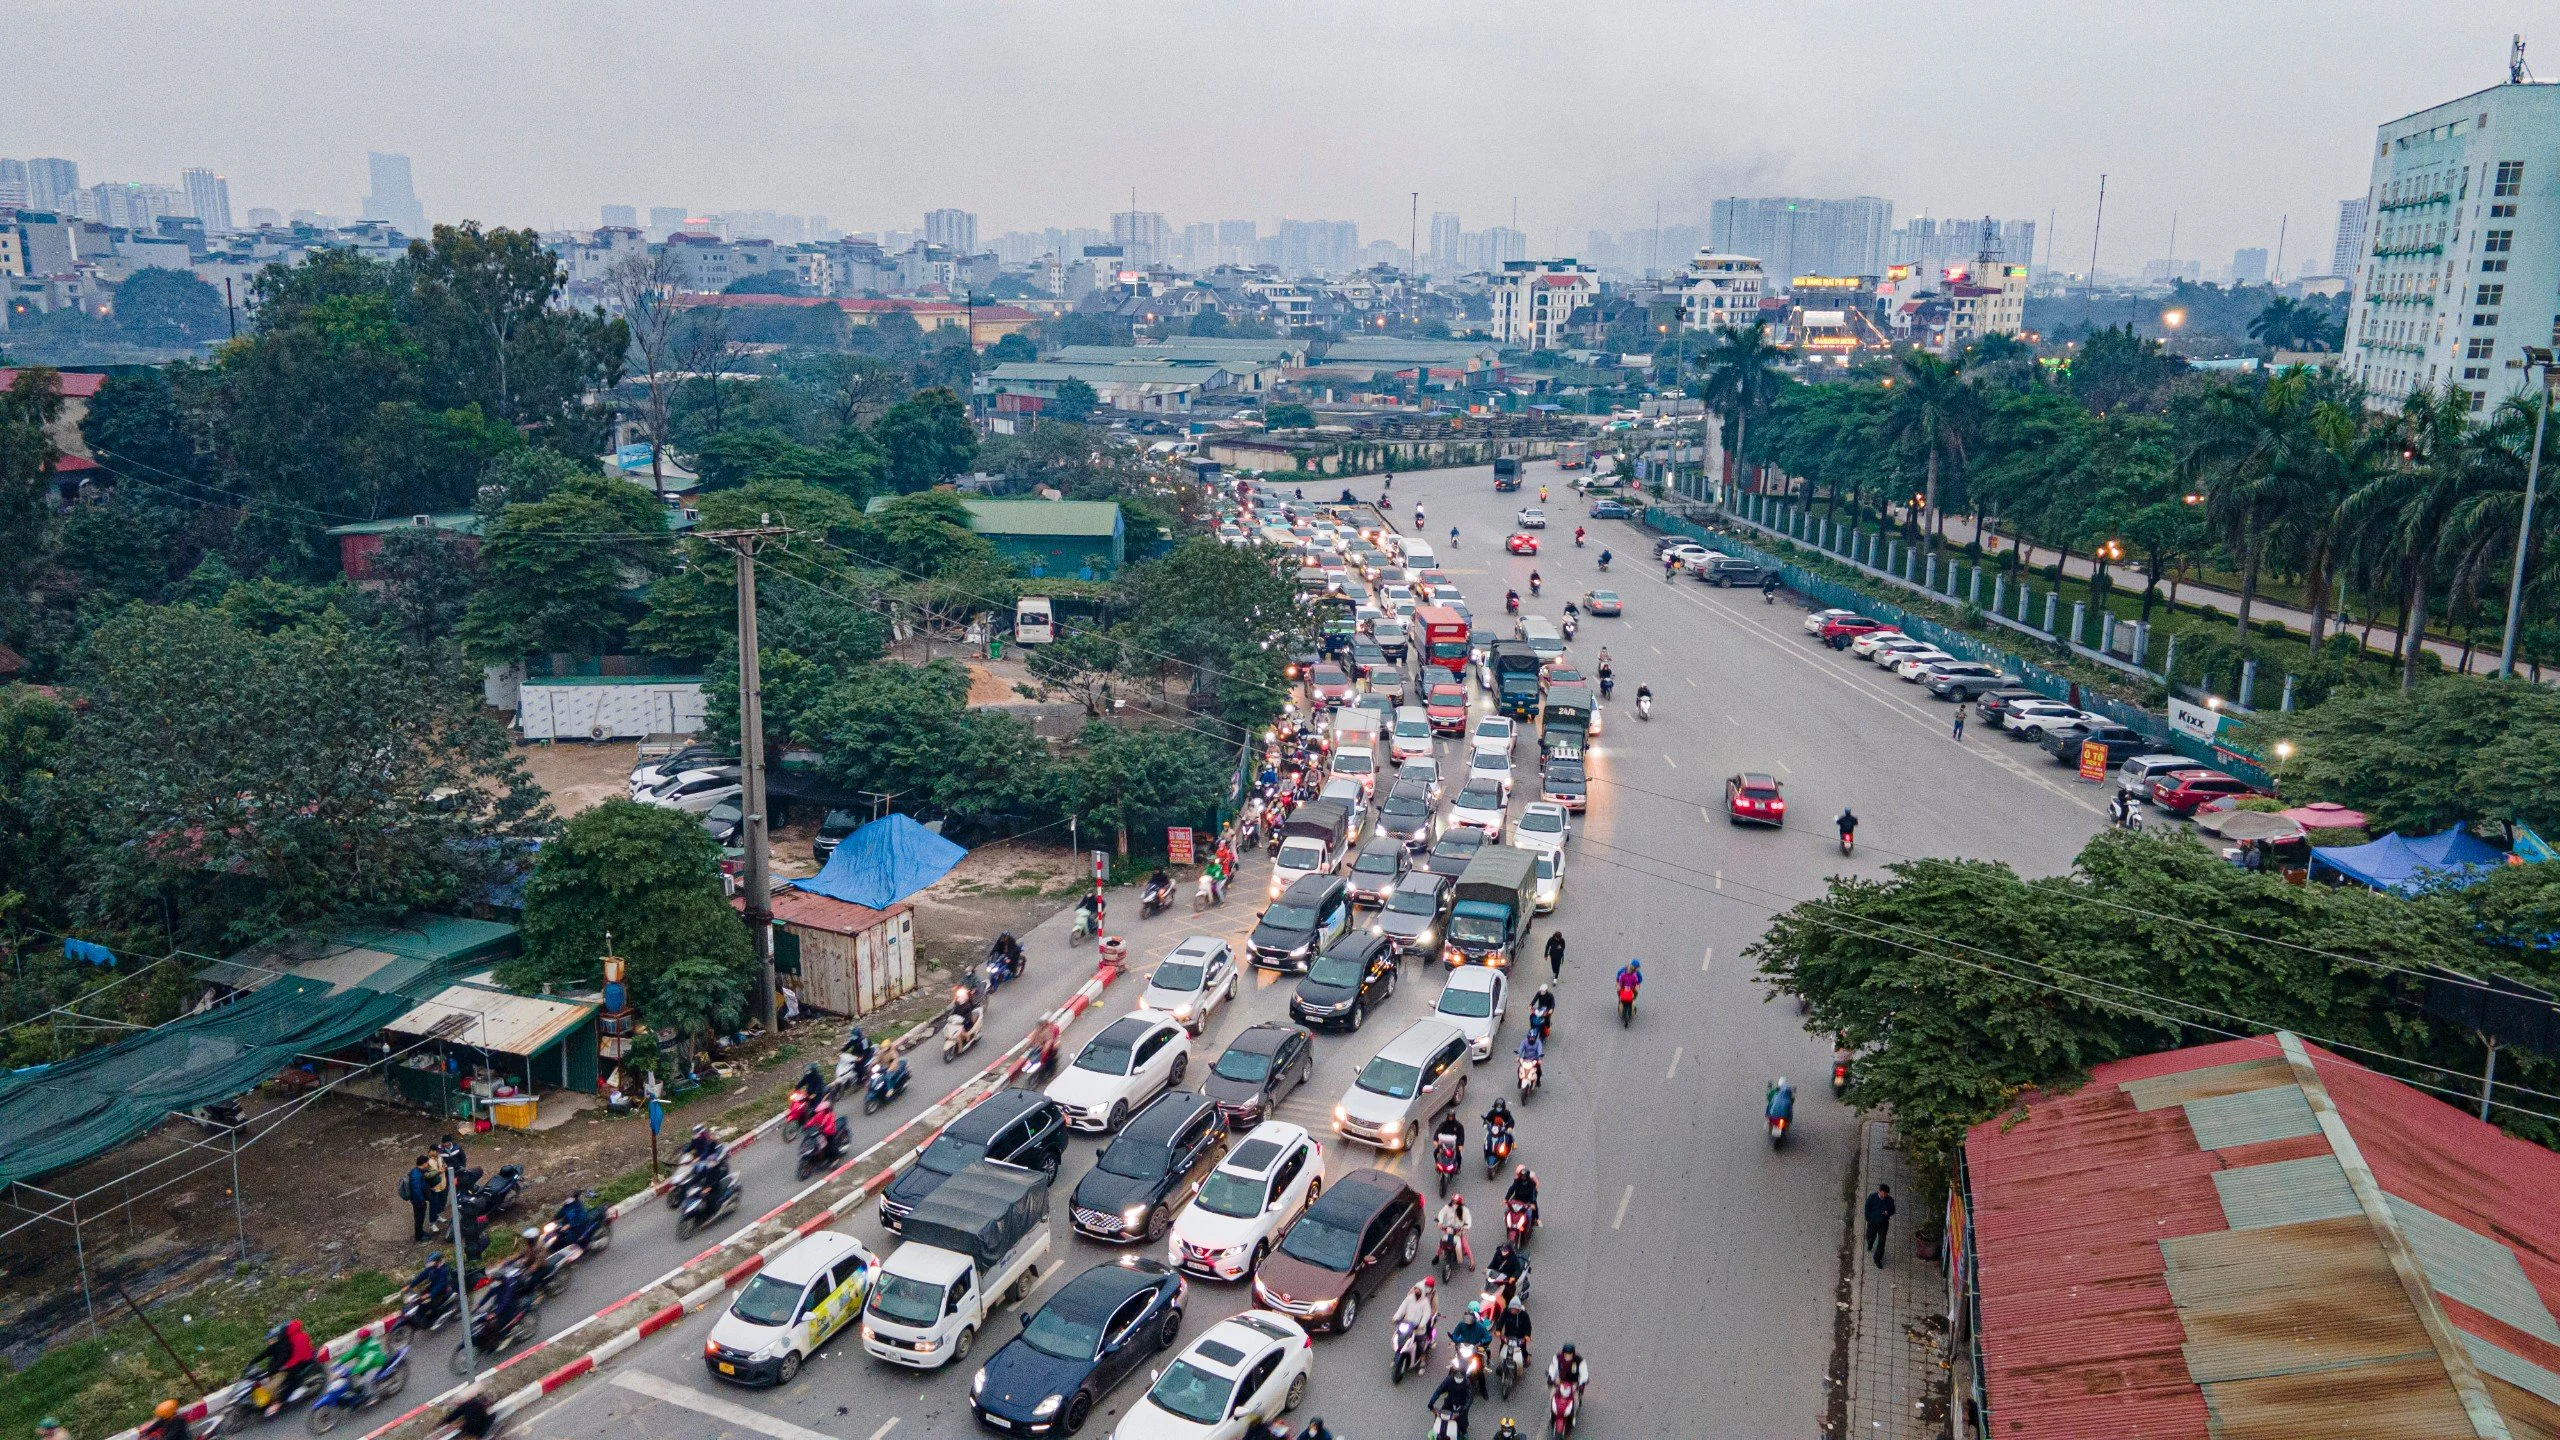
[393,1284,461,1336]
[230,1355,328,1421]
[1597,674,1614,702]
[1432,1136,1461,1198]
[1596,553,1610,571]
[455,1164,524,1225]
[1455,1338,1489,1397]
[1505,1199,1536,1248]
[544,1200,611,1260]
[1551,1374,1585,1437]
[448,1294,541,1376]
[797,1121,847,1180]
[1635,694,1652,721]
[828,1049,863,1102]
[1391,1316,1437,1384]
[1527,1006,1552,1044]
[1434,1226,1464,1282]
[1193,873,1222,911]
[1069,905,1099,945]
[1832,1058,1851,1098]
[861,1056,912,1116]
[782,1085,821,1137]
[1769,1110,1791,1148]
[941,1006,984,1063]
[1517,1055,1541,1099]
[1528,576,1542,596]
[1497,1335,1528,1400]
[1573,532,1585,548]
[1484,1124,1514,1179]
[1560,616,1578,641]
[1839,827,1855,856]
[674,1165,740,1239]
[1505,593,1520,615]
[1618,984,1637,1028]
[304,1345,408,1434]
[1140,878,1174,919]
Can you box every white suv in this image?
[1169,1122,1326,1282]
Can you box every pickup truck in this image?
[861,1161,1052,1370]
[1446,844,1538,967]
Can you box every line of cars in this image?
[1650,533,1779,589]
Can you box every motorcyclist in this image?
[1073,890,1104,935]
[1449,525,1460,548]
[946,980,984,1041]
[1428,1363,1476,1438]
[1664,554,1679,581]
[407,1251,457,1322]
[481,1257,534,1334]
[840,1024,875,1074]
[1527,984,1555,1037]
[1505,589,1519,614]
[1595,647,1611,673]
[1435,1193,1476,1270]
[1144,866,1172,906]
[807,1100,845,1159]
[1597,547,1612,570]
[1482,1098,1515,1143]
[1450,1301,1495,1396]
[1836,807,1858,845]
[1505,1165,1541,1231]
[1573,525,1585,547]
[681,1123,720,1166]
[1415,503,1427,527]
[1547,1343,1592,1408]
[1527,570,1541,595]
[1516,1030,1546,1069]
[1394,1277,1441,1347]
[1614,959,1643,998]
[1495,1292,1534,1369]
[1486,1241,1529,1302]
[255,1319,321,1413]
[337,1326,391,1391]
[1766,1077,1797,1126]
[142,1403,188,1440]
[794,1060,826,1104]
[1633,683,1652,717]
[1433,1108,1466,1159]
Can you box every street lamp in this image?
[2162,309,2186,329]
[2499,346,2555,677]
[2274,741,2295,760]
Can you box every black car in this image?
[1377,785,1437,853]
[1975,688,2047,729]
[1374,626,1410,664]
[1344,838,1409,907]
[1250,874,1351,972]
[879,1089,1065,1231]
[813,808,860,862]
[1070,1092,1228,1243]
[2043,723,2148,767]
[1291,932,1400,1031]
[969,1258,1185,1436]
[1350,641,1392,680]
[1200,1023,1316,1129]
[1372,870,1453,958]
[1698,557,1773,587]
[1423,826,1486,880]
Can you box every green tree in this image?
[872,387,977,492]
[1065,722,1230,857]
[509,798,752,1033]
[983,332,1038,364]
[2068,325,2181,414]
[929,709,1060,835]
[1121,538,1311,728]
[54,605,548,944]
[2190,369,2323,638]
[458,474,668,661]
[401,222,627,435]
[1049,377,1099,424]
[689,426,883,501]
[80,363,212,490]
[1693,323,1788,497]
[871,489,997,577]
[1020,629,1124,715]
[371,526,481,647]
[56,488,196,608]
[2342,384,2494,689]
[0,368,63,582]
[2275,675,2560,836]
[634,479,874,661]
[1261,403,1316,430]
[113,267,231,347]
[800,660,972,806]
[1882,349,1982,550]
[723,271,805,296]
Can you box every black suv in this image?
[1373,871,1453,958]
[1698,556,1773,587]
[1377,783,1436,853]
[1344,838,1409,907]
[1251,874,1351,972]
[878,1088,1065,1231]
[1291,932,1400,1031]
[1199,1023,1316,1129]
[1070,1092,1228,1243]
[1423,827,1486,880]
[2044,723,2148,768]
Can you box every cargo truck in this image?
[860,1161,1052,1369]
[1446,845,1537,967]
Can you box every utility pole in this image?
[2272,214,2288,285]
[699,524,790,1030]
[2086,174,2107,302]
[2499,348,2553,677]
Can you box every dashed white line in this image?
[1726,715,1740,726]
[1666,1045,1684,1080]
[1664,755,1677,768]
[1612,1184,1635,1229]
[1686,676,1698,688]
[1649,645,1661,655]
[1774,758,1792,774]
[1715,868,1724,891]
[1702,946,1714,973]
[1699,806,1713,827]
[867,1422,901,1440]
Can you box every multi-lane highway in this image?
[511,457,2109,1440]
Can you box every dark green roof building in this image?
[872,496,1127,579]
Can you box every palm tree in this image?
[2274,375,2380,645]
[1882,350,1981,553]
[2446,392,2560,652]
[1693,323,1786,502]
[2340,384,2491,690]
[2247,298,2302,353]
[2190,369,2322,638]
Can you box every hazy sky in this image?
[13,1,2543,274]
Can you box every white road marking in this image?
[1686,676,1698,688]
[1774,758,1792,774]
[612,1372,852,1440]
[867,1423,901,1440]
[1726,715,1740,726]
[1664,755,1677,768]
[1715,869,1724,891]
[1649,645,1661,655]
[1702,946,1714,973]
[1666,1045,1684,1080]
[1699,806,1713,827]
[1612,1184,1635,1229]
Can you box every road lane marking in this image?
[1715,869,1723,891]
[1664,755,1677,768]
[867,1423,901,1440]
[1686,676,1697,688]
[1726,715,1740,726]
[612,1372,850,1440]
[1666,1045,1684,1080]
[1702,946,1713,973]
[1649,645,1661,655]
[1699,806,1713,827]
[1612,1185,1634,1229]
[1774,758,1792,774]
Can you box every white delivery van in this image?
[703,1230,878,1386]
[1398,540,1438,572]
[862,1161,1051,1369]
[1014,597,1056,645]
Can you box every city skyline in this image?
[6,0,2534,280]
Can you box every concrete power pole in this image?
[701,523,790,1030]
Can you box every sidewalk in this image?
[1846,1119,1950,1440]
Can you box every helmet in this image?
[1466,1301,1482,1316]
[521,1227,541,1243]
[266,1323,287,1341]
[355,1326,372,1341]
[1515,1164,1530,1180]
[692,1123,709,1139]
[1560,1343,1579,1356]
[155,1403,179,1421]
[1776,1076,1789,1090]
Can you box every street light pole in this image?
[2498,348,2552,678]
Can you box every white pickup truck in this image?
[861,1161,1052,1369]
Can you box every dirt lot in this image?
[516,739,644,819]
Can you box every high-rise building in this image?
[924,208,978,254]
[26,158,78,212]
[2328,197,2370,279]
[1275,219,1360,277]
[647,206,688,240]
[363,152,427,235]
[2344,76,2560,412]
[1111,211,1170,267]
[1427,212,1462,275]
[87,182,181,231]
[1177,221,1217,270]
[601,204,637,229]
[1711,196,1893,286]
[0,159,26,211]
[2231,247,2270,287]
[181,169,233,232]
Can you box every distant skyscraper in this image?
[2231,247,2270,287]
[362,151,427,234]
[601,204,637,229]
[1112,211,1170,266]
[1711,196,1893,284]
[0,159,26,211]
[1428,212,1462,275]
[181,169,233,232]
[2329,198,2369,280]
[647,206,688,240]
[87,182,180,231]
[1276,219,1360,277]
[1890,216,2036,283]
[26,158,78,212]
[924,208,978,254]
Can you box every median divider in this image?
[346,956,1126,1440]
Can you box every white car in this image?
[1464,745,1513,797]
[1890,649,1957,680]
[1431,965,1510,1061]
[1327,745,1379,797]
[1110,1310,1311,1440]
[1515,506,1548,529]
[1169,1122,1325,1282]
[1661,543,1712,569]
[1046,1013,1191,1132]
[1865,637,1936,668]
[703,1229,877,1385]
[2005,702,2110,741]
[1509,802,1571,858]
[1847,629,1910,659]
[1802,608,1859,636]
[1389,709,1435,766]
[1532,849,1565,914]
[640,768,744,815]
[1400,756,1446,805]
[1469,715,1517,758]
[1447,781,1509,836]
[1140,937,1240,1034]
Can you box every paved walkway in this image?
[1847,1119,1950,1440]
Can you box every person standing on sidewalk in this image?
[1950,703,1966,742]
[1863,1184,1897,1267]
[434,1133,467,1177]
[424,1154,450,1233]
[404,1156,433,1241]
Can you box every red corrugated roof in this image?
[750,887,908,936]
[0,368,107,397]
[1965,1035,2560,1440]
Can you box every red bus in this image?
[1414,604,1471,677]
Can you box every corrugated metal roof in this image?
[2162,1217,2433,1381]
[2393,1197,2560,1346]
[2121,1055,2297,1110]
[2184,1085,2319,1150]
[2202,1354,2486,1440]
[382,984,596,1058]
[2469,1333,2560,1410]
[2214,1154,2359,1230]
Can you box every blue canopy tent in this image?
[794,814,967,910]
[2308,829,2507,895]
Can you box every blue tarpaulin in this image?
[2309,829,2507,895]
[792,815,966,910]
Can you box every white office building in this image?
[1681,251,1766,333]
[181,169,233,232]
[1489,259,1597,350]
[2344,76,2560,412]
[2328,198,2370,279]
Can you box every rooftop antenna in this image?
[2085,173,2107,300]
[2512,34,2532,84]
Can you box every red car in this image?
[2149,771,2261,816]
[1817,615,1886,644]
[1506,533,1540,555]
[1724,772,1787,827]
[1308,662,1355,708]
[1424,682,1470,735]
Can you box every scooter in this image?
[1618,983,1637,1028]
[1551,1374,1585,1437]
[1839,828,1855,856]
[796,1121,847,1180]
[392,1284,461,1336]
[230,1355,328,1421]
[1497,1334,1528,1400]
[1517,1055,1541,1099]
[861,1056,912,1115]
[1560,616,1578,641]
[1434,1226,1465,1282]
[1505,1198,1536,1248]
[1193,873,1222,911]
[1391,1315,1437,1384]
[448,1296,540,1376]
[303,1345,408,1434]
[1527,1006,1552,1044]
[1140,878,1174,919]
[1432,1136,1461,1197]
[1069,906,1099,945]
[455,1164,524,1225]
[781,1086,820,1137]
[828,1048,862,1102]
[1832,1057,1851,1097]
[941,1006,984,1063]
[1769,1111,1791,1148]
[1635,694,1652,721]
[674,1165,740,1239]
[543,1197,611,1258]
[1597,553,1611,571]
[1484,1124,1514,1179]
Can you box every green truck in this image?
[1448,844,1538,967]
[1488,641,1544,722]
[1540,682,1595,761]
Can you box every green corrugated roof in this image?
[324,513,484,538]
[959,499,1122,539]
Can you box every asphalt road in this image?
[509,457,2109,1440]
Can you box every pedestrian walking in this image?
[1545,930,1566,982]
[404,1156,433,1241]
[1863,1183,1897,1268]
[781,983,802,1028]
[1951,704,1966,742]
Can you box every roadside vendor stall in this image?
[377,981,599,1127]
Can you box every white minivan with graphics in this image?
[705,1230,878,1385]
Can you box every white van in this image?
[703,1230,878,1385]
[1399,540,1438,572]
[1013,597,1055,645]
